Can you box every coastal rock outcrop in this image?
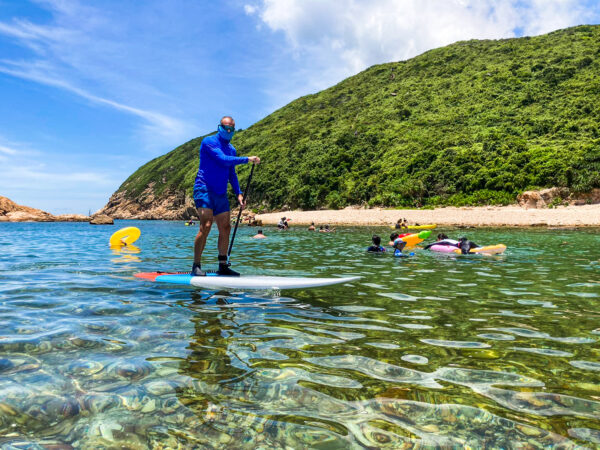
[97,185,197,220]
[569,188,600,206]
[55,214,90,222]
[0,195,55,222]
[0,196,90,222]
[517,188,569,208]
[0,196,54,222]
[518,188,600,208]
[89,214,114,225]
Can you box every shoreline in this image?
[255,205,600,227]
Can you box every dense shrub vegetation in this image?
[114,25,600,210]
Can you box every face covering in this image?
[218,125,235,141]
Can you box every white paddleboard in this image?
[135,272,360,290]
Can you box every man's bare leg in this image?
[193,208,214,274]
[214,211,232,256]
[215,211,238,275]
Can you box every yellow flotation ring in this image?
[109,227,141,247]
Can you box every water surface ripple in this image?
[0,221,599,448]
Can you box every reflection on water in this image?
[0,221,599,447]
[111,244,141,263]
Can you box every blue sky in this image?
[1,0,599,214]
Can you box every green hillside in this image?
[114,25,600,211]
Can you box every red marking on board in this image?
[135,272,187,281]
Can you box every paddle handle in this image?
[227,162,255,260]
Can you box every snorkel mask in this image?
[217,124,235,141]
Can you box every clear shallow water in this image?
[0,221,599,448]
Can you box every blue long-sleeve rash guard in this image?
[193,134,249,195]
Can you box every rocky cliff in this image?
[0,196,89,222]
[96,183,197,220]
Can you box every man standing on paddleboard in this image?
[191,116,260,276]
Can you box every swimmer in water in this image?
[308,222,316,231]
[392,236,408,257]
[388,231,410,246]
[366,235,386,252]
[252,229,266,239]
[458,237,480,254]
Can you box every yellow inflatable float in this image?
[453,244,506,255]
[390,224,437,230]
[109,227,141,247]
[400,230,431,247]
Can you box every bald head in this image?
[220,116,235,127]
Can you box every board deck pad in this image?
[135,272,360,290]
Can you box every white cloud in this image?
[0,136,35,156]
[0,160,120,214]
[0,145,18,155]
[244,4,257,15]
[0,3,193,153]
[0,61,189,148]
[0,134,118,214]
[0,138,110,187]
[0,166,113,187]
[252,0,595,93]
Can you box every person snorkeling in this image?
[367,235,386,252]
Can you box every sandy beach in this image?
[256,205,600,227]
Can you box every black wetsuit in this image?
[459,239,480,254]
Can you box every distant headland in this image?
[0,196,88,222]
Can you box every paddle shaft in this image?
[227,163,255,260]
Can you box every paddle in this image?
[227,163,256,262]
